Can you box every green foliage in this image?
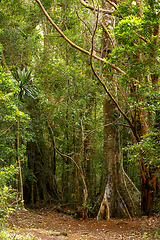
[125,131,160,168]
[115,15,142,43]
[0,0,41,68]
[0,67,33,165]
[0,67,19,120]
[0,165,18,227]
[110,0,160,77]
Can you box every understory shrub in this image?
[0,165,18,227]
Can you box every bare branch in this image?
[106,0,118,10]
[79,0,114,14]
[48,122,80,171]
[48,122,88,208]
[135,32,148,43]
[115,123,130,127]
[106,0,124,19]
[0,123,14,136]
[74,8,92,35]
[100,21,116,48]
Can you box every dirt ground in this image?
[6,206,160,240]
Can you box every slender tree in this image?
[13,68,35,209]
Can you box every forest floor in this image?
[5,205,160,240]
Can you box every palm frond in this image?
[13,67,36,100]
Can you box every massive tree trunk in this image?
[97,0,140,219]
[98,90,140,219]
